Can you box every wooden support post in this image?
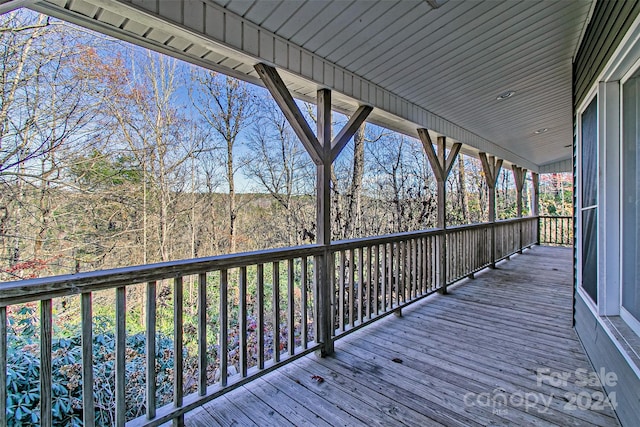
[479,153,503,268]
[255,63,371,356]
[512,166,527,253]
[532,172,540,244]
[418,129,461,294]
[316,88,334,356]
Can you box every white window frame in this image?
[583,12,640,335]
[576,89,599,314]
[618,59,640,335]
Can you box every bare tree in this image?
[101,51,199,262]
[0,11,105,276]
[243,98,314,246]
[191,71,256,253]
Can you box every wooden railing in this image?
[539,215,573,246]
[329,230,443,338]
[0,246,324,427]
[328,217,537,340]
[0,217,538,427]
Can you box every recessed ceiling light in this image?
[496,90,516,100]
[534,128,548,134]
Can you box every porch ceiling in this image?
[17,0,594,172]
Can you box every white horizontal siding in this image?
[539,159,573,173]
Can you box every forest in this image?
[0,10,572,426]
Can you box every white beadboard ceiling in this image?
[15,0,594,172]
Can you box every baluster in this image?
[146,282,157,419]
[330,252,336,340]
[381,243,387,312]
[468,231,472,272]
[418,238,423,295]
[403,240,409,303]
[257,264,265,369]
[0,307,6,427]
[339,251,346,332]
[312,255,320,345]
[388,243,395,308]
[301,256,308,349]
[411,239,420,298]
[40,299,53,427]
[357,247,363,324]
[428,236,433,291]
[409,239,414,299]
[174,277,184,427]
[395,241,401,306]
[220,270,228,386]
[468,230,472,272]
[422,237,428,293]
[366,246,372,319]
[198,273,207,395]
[81,293,95,427]
[406,239,412,301]
[272,262,280,363]
[115,287,126,427]
[374,245,380,316]
[287,259,295,355]
[546,217,550,244]
[240,266,248,375]
[349,249,355,328]
[445,234,450,283]
[464,231,468,273]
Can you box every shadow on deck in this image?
[186,246,619,427]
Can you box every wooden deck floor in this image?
[186,246,620,427]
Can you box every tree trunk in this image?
[227,137,236,253]
[458,155,468,223]
[344,124,365,239]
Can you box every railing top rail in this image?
[0,244,324,307]
[494,216,538,224]
[330,216,537,251]
[329,227,443,251]
[539,215,573,219]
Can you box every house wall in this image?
[574,0,640,108]
[573,2,640,426]
[575,297,640,425]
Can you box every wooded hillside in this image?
[0,10,567,282]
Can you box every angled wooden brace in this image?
[417,129,462,183]
[512,165,527,194]
[254,63,323,165]
[255,63,372,164]
[479,152,503,189]
[331,104,373,162]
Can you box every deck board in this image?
[186,246,620,427]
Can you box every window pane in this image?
[580,95,598,305]
[622,73,640,322]
[582,98,598,207]
[581,208,598,304]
